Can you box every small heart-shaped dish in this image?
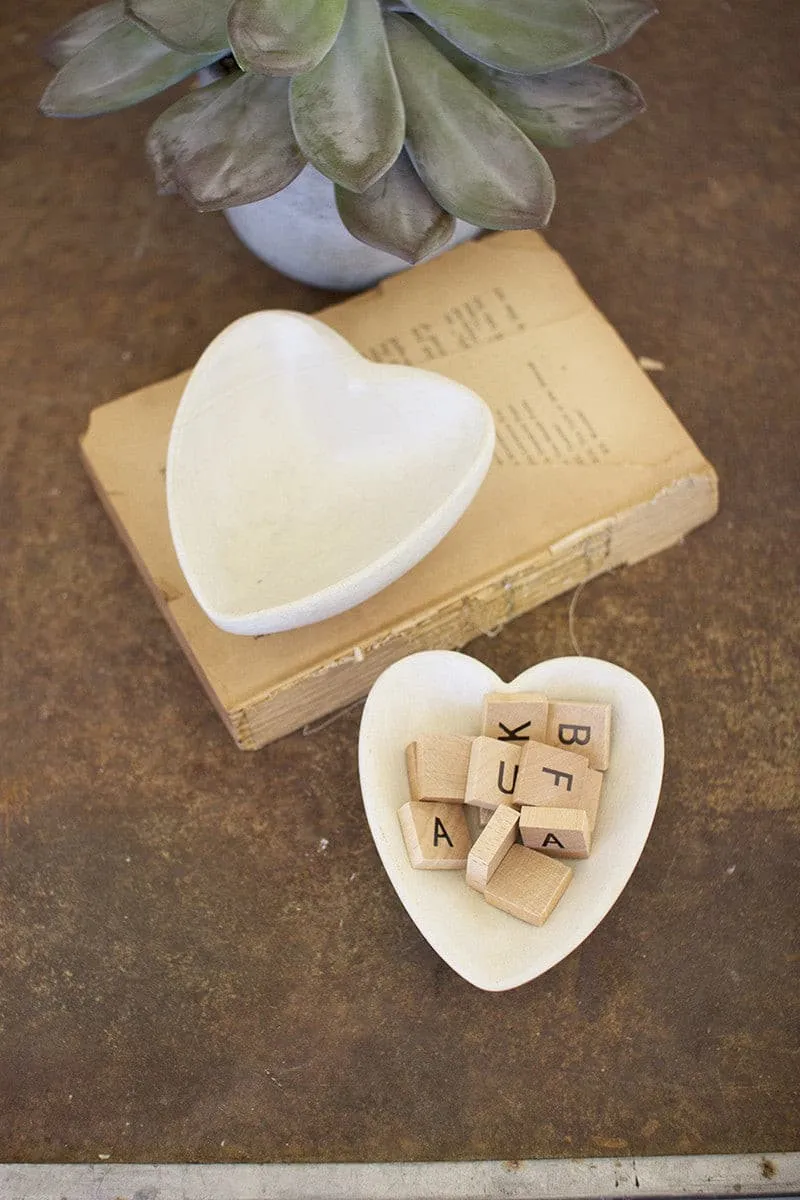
[359,652,664,991]
[166,312,494,635]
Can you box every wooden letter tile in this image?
[398,801,471,869]
[519,806,591,858]
[545,700,612,771]
[583,768,603,831]
[405,742,419,800]
[466,805,520,893]
[464,736,524,810]
[406,734,473,803]
[484,844,572,926]
[482,691,548,744]
[516,740,589,808]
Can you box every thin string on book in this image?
[305,578,587,737]
[483,578,515,639]
[302,696,365,736]
[568,579,588,656]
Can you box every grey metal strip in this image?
[0,1152,797,1200]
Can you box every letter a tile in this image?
[519,805,591,858]
[398,801,471,869]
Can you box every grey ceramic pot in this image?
[225,164,478,291]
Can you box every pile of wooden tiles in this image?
[399,692,612,926]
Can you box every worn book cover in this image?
[80,232,718,749]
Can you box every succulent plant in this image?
[40,0,655,262]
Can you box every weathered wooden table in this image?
[1,0,797,1184]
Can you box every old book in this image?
[80,232,718,750]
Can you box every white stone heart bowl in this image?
[166,311,495,635]
[358,651,664,991]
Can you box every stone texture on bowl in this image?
[359,651,664,991]
[166,312,495,634]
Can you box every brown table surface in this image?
[2,0,798,1167]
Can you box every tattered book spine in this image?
[230,472,716,749]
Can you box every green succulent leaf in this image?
[407,19,645,147]
[125,0,231,54]
[145,78,226,193]
[386,15,554,230]
[41,0,125,68]
[228,0,347,75]
[335,149,455,262]
[146,73,305,210]
[450,59,645,148]
[586,0,657,50]
[401,0,607,74]
[39,20,224,117]
[290,0,404,192]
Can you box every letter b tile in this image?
[545,700,612,771]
